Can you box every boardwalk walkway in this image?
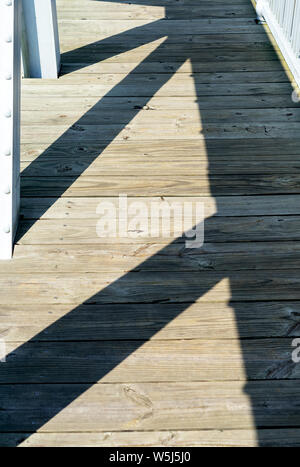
[1,0,300,446]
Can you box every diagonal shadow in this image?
[19,19,171,215]
[2,0,300,447]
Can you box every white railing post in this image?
[22,0,60,78]
[0,0,21,259]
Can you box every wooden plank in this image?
[1,429,299,447]
[57,19,268,36]
[0,381,300,431]
[60,41,280,54]
[21,82,293,98]
[59,47,278,63]
[18,155,300,177]
[19,174,300,197]
[56,4,256,20]
[60,50,280,66]
[22,71,291,86]
[59,32,280,49]
[19,196,300,219]
[57,0,252,5]
[1,338,300,383]
[20,122,299,143]
[20,155,300,176]
[20,139,300,161]
[60,60,285,75]
[5,241,300,274]
[15,216,300,245]
[21,95,300,112]
[60,43,278,56]
[1,300,300,342]
[2,270,300,303]
[21,107,300,127]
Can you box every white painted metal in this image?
[257,0,300,89]
[0,0,21,259]
[22,0,60,78]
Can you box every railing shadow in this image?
[2,0,300,447]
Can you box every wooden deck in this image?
[1,0,300,446]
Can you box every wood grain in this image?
[1,300,299,342]
[5,241,300,273]
[18,196,300,218]
[1,338,299,383]
[0,429,298,447]
[1,270,300,304]
[0,381,300,432]
[19,174,300,197]
[57,4,256,20]
[21,107,299,127]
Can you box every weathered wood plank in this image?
[20,155,300,176]
[57,4,256,20]
[20,122,299,143]
[59,50,278,65]
[59,33,280,50]
[21,95,300,113]
[1,338,299,383]
[19,174,300,197]
[1,270,300,303]
[5,242,300,274]
[0,300,300,342]
[17,215,300,245]
[21,107,299,127]
[1,429,299,447]
[58,41,281,60]
[23,71,292,86]
[60,45,278,62]
[60,60,285,75]
[57,0,252,6]
[0,381,300,431]
[59,41,281,54]
[28,70,292,84]
[21,82,293,99]
[18,196,300,218]
[16,215,300,244]
[20,139,300,161]
[57,19,268,36]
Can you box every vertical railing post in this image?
[0,0,21,259]
[22,0,60,78]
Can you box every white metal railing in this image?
[0,0,21,259]
[0,0,60,259]
[257,0,300,88]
